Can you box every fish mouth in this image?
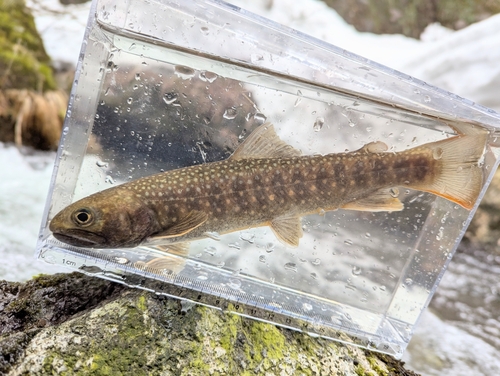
[51,229,107,248]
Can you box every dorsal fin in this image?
[230,122,302,160]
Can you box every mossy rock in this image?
[0,272,420,375]
[322,0,500,38]
[0,0,56,91]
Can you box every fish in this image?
[50,122,487,262]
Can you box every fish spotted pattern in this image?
[50,123,487,262]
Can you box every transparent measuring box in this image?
[36,0,500,358]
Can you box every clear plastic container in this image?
[36,0,500,357]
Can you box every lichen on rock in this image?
[0,273,419,375]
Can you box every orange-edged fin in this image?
[342,188,404,212]
[149,210,208,240]
[231,122,302,160]
[268,214,303,248]
[412,132,488,210]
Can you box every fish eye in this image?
[72,208,94,227]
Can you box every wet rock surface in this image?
[0,272,418,375]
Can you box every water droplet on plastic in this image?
[204,246,216,256]
[127,97,133,105]
[294,97,302,107]
[197,274,208,281]
[114,257,128,264]
[238,129,247,140]
[436,227,444,240]
[217,261,225,268]
[433,147,443,160]
[163,93,178,105]
[105,175,115,184]
[424,95,431,103]
[174,65,195,79]
[240,231,255,244]
[265,242,275,253]
[250,53,264,63]
[223,107,238,120]
[284,262,297,272]
[390,188,399,198]
[135,73,141,80]
[313,117,324,132]
[302,303,313,311]
[205,232,221,241]
[228,278,241,290]
[130,130,135,136]
[379,285,386,291]
[199,70,217,83]
[228,242,241,250]
[200,26,209,35]
[344,239,353,246]
[311,258,321,266]
[365,232,371,238]
[348,120,356,127]
[259,255,266,263]
[253,113,267,124]
[352,266,362,275]
[310,272,317,279]
[96,160,108,168]
[62,127,69,135]
[405,278,413,286]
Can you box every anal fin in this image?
[342,188,404,212]
[268,214,303,247]
[134,243,189,275]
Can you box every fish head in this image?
[49,188,158,248]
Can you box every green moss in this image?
[355,365,367,376]
[39,298,156,375]
[244,321,285,367]
[367,355,388,376]
[32,273,70,288]
[0,0,56,90]
[218,309,239,354]
[136,294,148,312]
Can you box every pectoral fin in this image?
[268,214,303,247]
[150,210,208,240]
[341,188,404,212]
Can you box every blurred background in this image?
[1,0,500,374]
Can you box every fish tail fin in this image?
[412,131,488,210]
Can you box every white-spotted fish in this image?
[50,122,487,265]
